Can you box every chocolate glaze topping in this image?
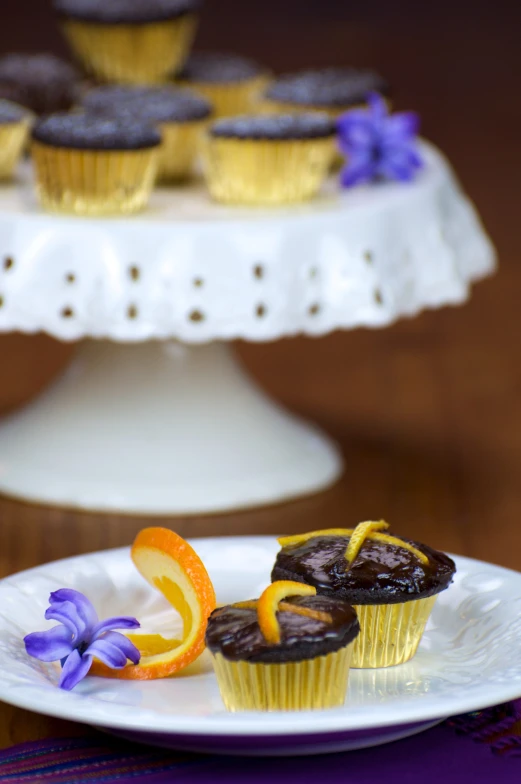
[177,52,264,83]
[0,54,78,115]
[205,595,359,663]
[54,0,201,25]
[210,113,335,141]
[266,67,389,109]
[32,113,161,151]
[83,86,212,123]
[271,535,456,605]
[0,100,31,125]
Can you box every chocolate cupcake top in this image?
[83,86,212,124]
[271,522,456,605]
[0,54,79,116]
[266,67,389,109]
[54,0,201,24]
[209,113,336,141]
[0,99,31,125]
[32,113,161,151]
[206,594,359,663]
[177,52,265,83]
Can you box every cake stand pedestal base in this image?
[0,340,343,515]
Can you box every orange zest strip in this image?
[257,581,317,645]
[90,527,216,681]
[278,529,355,548]
[233,598,332,625]
[345,520,389,565]
[369,533,429,565]
[278,522,430,568]
[279,602,332,624]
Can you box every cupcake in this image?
[83,85,212,182]
[206,581,360,711]
[264,67,390,117]
[0,54,79,115]
[31,113,161,215]
[0,101,32,180]
[202,113,336,206]
[175,52,268,117]
[272,521,456,669]
[54,0,201,85]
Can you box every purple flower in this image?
[24,589,140,691]
[337,93,423,187]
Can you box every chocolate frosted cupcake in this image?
[83,85,212,181]
[31,113,161,215]
[0,100,32,180]
[54,0,201,84]
[272,521,456,668]
[202,113,335,205]
[175,52,268,117]
[0,54,79,116]
[206,581,360,711]
[264,67,389,116]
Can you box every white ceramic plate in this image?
[0,536,520,756]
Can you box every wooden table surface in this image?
[0,0,520,752]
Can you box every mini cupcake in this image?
[175,52,268,117]
[0,54,79,115]
[83,85,212,182]
[54,0,201,85]
[31,113,161,215]
[202,113,336,206]
[264,67,390,117]
[272,521,456,669]
[0,100,32,180]
[206,581,360,711]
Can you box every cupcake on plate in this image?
[54,0,201,84]
[0,54,79,115]
[83,85,212,182]
[272,521,456,668]
[206,581,360,711]
[175,52,268,118]
[31,113,161,215]
[0,100,32,180]
[264,67,390,117]
[202,113,336,206]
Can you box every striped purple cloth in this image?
[1,702,520,784]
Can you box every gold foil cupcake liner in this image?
[351,596,437,668]
[31,142,159,216]
[158,119,207,182]
[202,136,335,206]
[0,120,31,180]
[62,16,197,84]
[211,644,353,712]
[261,99,389,168]
[176,76,269,118]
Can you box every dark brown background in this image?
[0,0,520,747]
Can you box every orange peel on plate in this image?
[90,527,216,680]
[257,581,317,645]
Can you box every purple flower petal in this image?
[45,601,84,639]
[378,145,423,182]
[24,625,74,663]
[383,111,420,143]
[98,631,141,664]
[87,631,140,669]
[338,109,374,153]
[49,589,98,631]
[366,92,388,126]
[58,649,93,691]
[91,616,140,640]
[340,152,376,187]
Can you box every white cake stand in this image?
[0,143,495,514]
